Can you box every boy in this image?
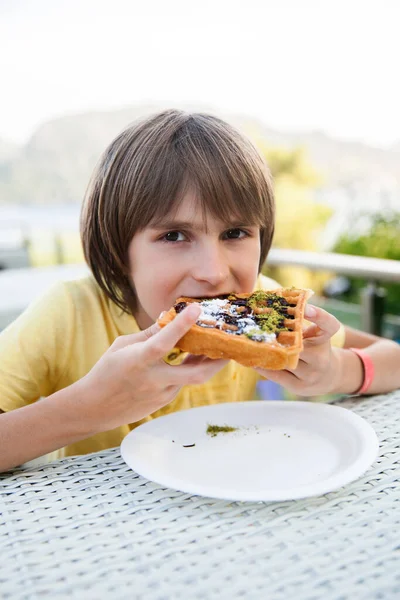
[1,110,399,471]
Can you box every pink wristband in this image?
[349,348,374,395]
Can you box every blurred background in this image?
[1,0,400,357]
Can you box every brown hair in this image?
[81,109,275,314]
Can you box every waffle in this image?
[157,288,313,370]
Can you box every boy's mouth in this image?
[182,292,235,300]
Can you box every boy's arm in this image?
[334,326,400,395]
[0,382,98,472]
[255,305,400,396]
[0,304,229,473]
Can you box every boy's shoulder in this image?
[37,275,136,336]
[59,275,106,304]
[29,275,102,310]
[13,275,108,327]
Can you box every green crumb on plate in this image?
[206,424,238,437]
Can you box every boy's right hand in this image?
[76,304,227,433]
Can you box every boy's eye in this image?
[224,228,247,240]
[163,231,186,242]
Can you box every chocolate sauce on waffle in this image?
[173,291,293,343]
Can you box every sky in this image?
[1,0,400,148]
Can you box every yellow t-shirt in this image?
[0,275,345,459]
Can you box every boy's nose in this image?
[191,246,230,287]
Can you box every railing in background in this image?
[266,249,400,338]
[0,249,399,339]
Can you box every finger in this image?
[167,358,229,386]
[255,367,300,389]
[112,306,200,352]
[181,354,213,366]
[141,303,202,362]
[302,305,340,345]
[111,322,162,351]
[163,353,218,368]
[284,358,309,376]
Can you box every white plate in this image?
[120,401,379,502]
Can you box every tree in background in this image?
[333,211,400,314]
[256,143,332,292]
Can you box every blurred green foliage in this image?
[333,212,400,314]
[256,143,332,292]
[262,146,321,186]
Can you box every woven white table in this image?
[1,392,399,600]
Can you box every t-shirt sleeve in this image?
[0,282,75,412]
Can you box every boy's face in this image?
[128,190,261,329]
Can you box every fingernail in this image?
[304,305,317,318]
[186,303,201,318]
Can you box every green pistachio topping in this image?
[247,290,283,309]
[206,424,237,437]
[247,291,288,333]
[244,328,265,339]
[256,312,288,333]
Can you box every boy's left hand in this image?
[255,304,342,396]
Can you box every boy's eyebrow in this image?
[149,220,198,231]
[149,219,257,231]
